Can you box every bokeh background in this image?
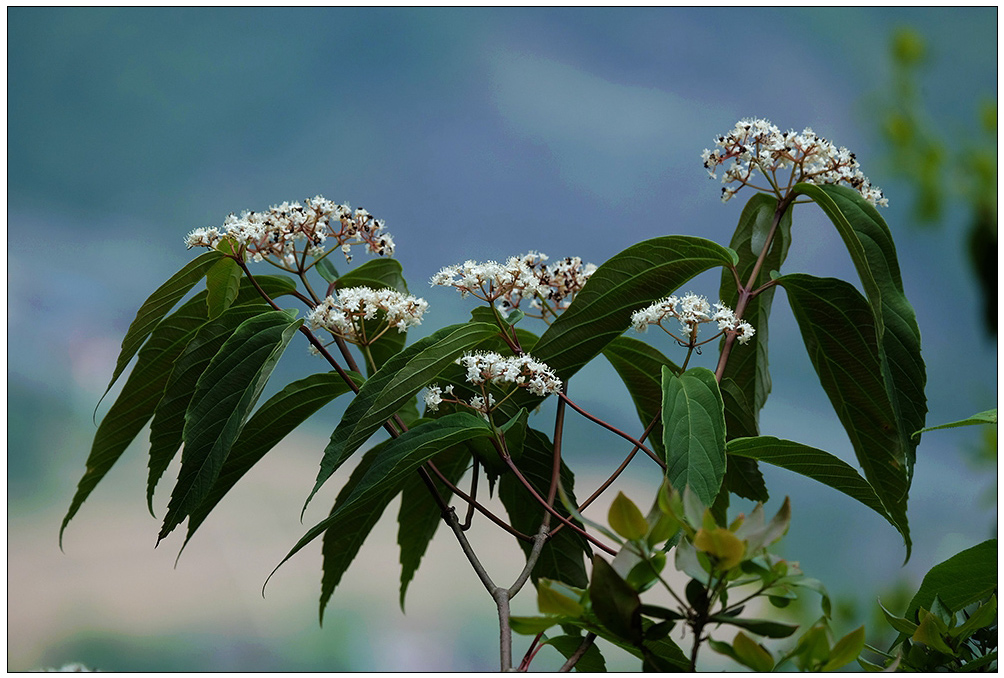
[8,7,997,671]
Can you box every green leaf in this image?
[397,442,471,610]
[726,436,897,537]
[879,599,919,636]
[205,252,242,319]
[608,492,649,541]
[314,256,339,284]
[180,370,362,556]
[303,322,499,513]
[509,615,566,635]
[718,193,793,436]
[529,236,736,384]
[708,614,798,638]
[589,555,643,644]
[265,413,494,621]
[157,309,302,543]
[913,409,996,438]
[545,634,608,672]
[792,183,926,488]
[732,631,775,672]
[906,539,997,619]
[952,595,996,639]
[499,428,591,588]
[60,277,295,547]
[99,250,223,404]
[661,366,727,507]
[146,302,274,514]
[777,274,911,556]
[913,612,956,655]
[538,579,585,616]
[335,257,408,293]
[602,336,679,459]
[823,626,865,671]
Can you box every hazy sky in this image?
[8,7,997,671]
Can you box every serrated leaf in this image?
[499,428,591,588]
[776,274,912,556]
[528,236,736,385]
[303,322,499,513]
[264,413,494,621]
[180,370,362,556]
[602,337,679,459]
[157,309,302,543]
[60,275,295,547]
[205,253,242,319]
[726,435,898,539]
[906,539,997,619]
[147,302,273,513]
[99,250,223,404]
[792,183,926,500]
[608,492,649,541]
[913,409,996,438]
[661,366,727,507]
[397,442,471,609]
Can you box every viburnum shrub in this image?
[63,118,932,671]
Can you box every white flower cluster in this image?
[631,293,755,345]
[431,252,596,319]
[306,286,427,344]
[423,351,561,416]
[498,252,598,318]
[430,256,547,303]
[184,195,395,265]
[701,118,887,207]
[459,351,563,396]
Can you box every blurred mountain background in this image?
[8,7,996,671]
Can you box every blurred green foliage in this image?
[872,27,997,336]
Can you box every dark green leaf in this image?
[602,337,679,459]
[100,250,223,403]
[499,428,591,588]
[709,614,798,638]
[906,539,997,619]
[914,409,996,438]
[264,413,494,620]
[397,442,471,609]
[718,193,793,436]
[205,253,242,319]
[546,634,607,672]
[590,555,643,644]
[792,183,926,491]
[661,366,727,507]
[726,435,896,535]
[181,370,362,555]
[157,309,302,542]
[61,277,295,547]
[147,302,273,513]
[314,256,339,284]
[303,322,499,513]
[778,274,911,556]
[528,236,737,384]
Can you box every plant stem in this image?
[557,392,665,469]
[558,633,597,672]
[714,192,795,382]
